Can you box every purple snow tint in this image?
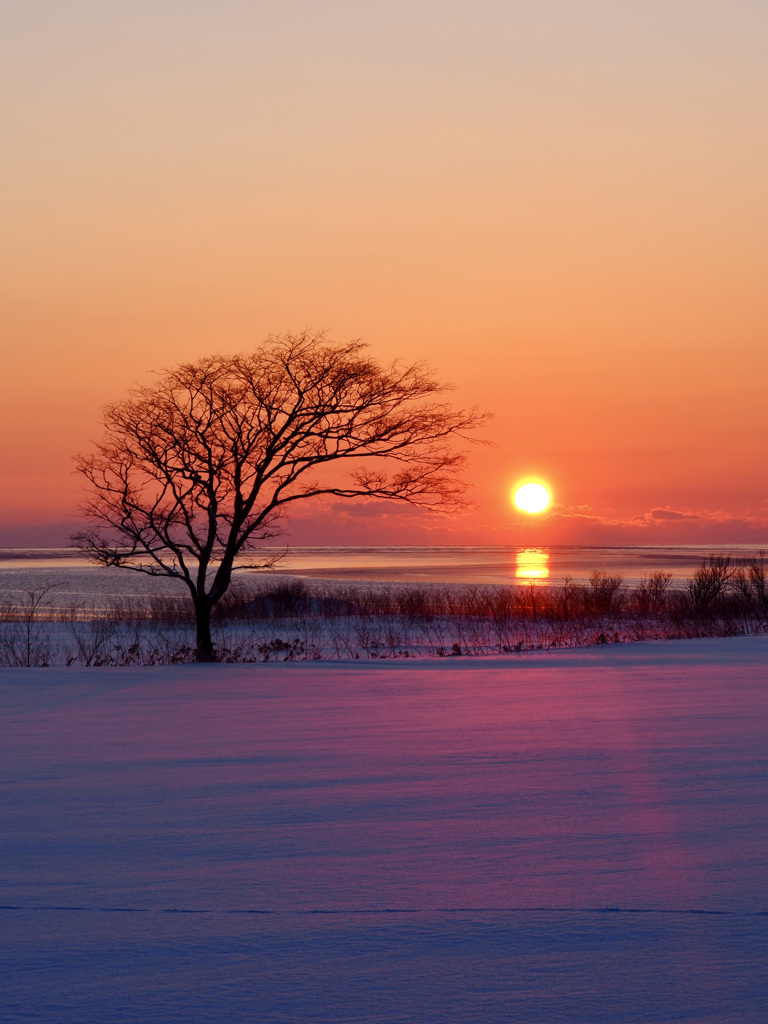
[2,637,768,1022]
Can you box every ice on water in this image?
[2,543,766,610]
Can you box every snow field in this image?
[2,637,768,1021]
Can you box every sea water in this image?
[0,544,765,610]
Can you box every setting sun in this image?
[513,483,551,515]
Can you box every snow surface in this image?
[2,637,768,1022]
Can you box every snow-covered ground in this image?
[2,638,768,1022]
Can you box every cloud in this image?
[544,511,605,526]
[515,503,768,547]
[649,508,701,521]
[642,508,767,530]
[325,500,426,520]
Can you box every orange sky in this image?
[2,2,767,546]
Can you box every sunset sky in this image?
[2,1,767,547]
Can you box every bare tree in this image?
[75,332,487,660]
[686,554,735,613]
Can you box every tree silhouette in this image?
[75,332,486,660]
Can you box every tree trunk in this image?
[194,601,217,662]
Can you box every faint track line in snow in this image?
[1,904,766,917]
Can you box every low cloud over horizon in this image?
[3,498,768,551]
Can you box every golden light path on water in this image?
[515,548,550,580]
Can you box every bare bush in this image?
[0,586,56,667]
[588,572,626,615]
[634,571,672,615]
[686,555,735,613]
[64,609,118,667]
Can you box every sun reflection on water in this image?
[515,548,550,581]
